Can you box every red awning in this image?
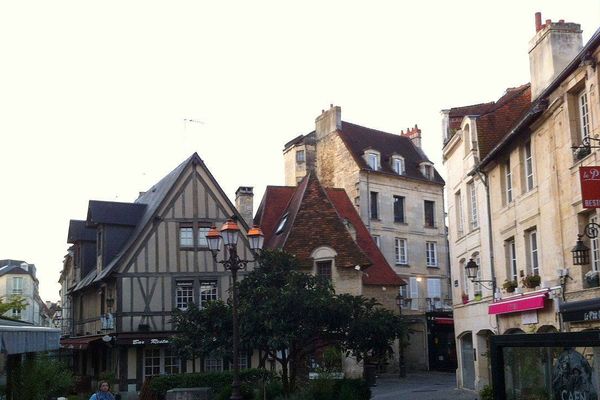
[433,317,454,325]
[60,335,103,350]
[488,292,548,315]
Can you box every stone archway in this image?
[475,329,494,390]
[537,325,558,333]
[459,332,475,390]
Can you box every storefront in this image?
[426,312,456,371]
[490,331,600,400]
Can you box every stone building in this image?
[283,108,453,371]
[0,259,46,325]
[442,13,600,392]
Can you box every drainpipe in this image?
[366,169,371,232]
[475,169,500,333]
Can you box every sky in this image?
[1,1,599,302]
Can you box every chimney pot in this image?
[546,19,552,25]
[559,19,564,23]
[535,12,542,32]
[330,103,333,108]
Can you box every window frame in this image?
[199,280,218,308]
[426,242,438,267]
[507,239,517,282]
[370,192,379,220]
[455,191,464,236]
[365,152,380,170]
[524,141,534,192]
[392,156,405,175]
[394,238,408,265]
[179,224,194,249]
[372,235,381,249]
[591,216,600,272]
[296,149,306,163]
[316,260,333,281]
[527,229,539,276]
[505,159,513,204]
[409,277,419,310]
[204,356,224,372]
[197,226,211,248]
[393,195,405,223]
[424,200,435,228]
[175,281,194,311]
[469,182,479,230]
[12,277,23,295]
[579,90,591,141]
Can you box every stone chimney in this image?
[315,104,342,141]
[235,186,254,227]
[529,12,583,100]
[401,124,422,148]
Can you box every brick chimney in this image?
[401,124,422,148]
[315,104,342,141]
[529,12,583,100]
[235,186,254,227]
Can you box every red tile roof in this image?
[325,188,404,286]
[254,174,404,287]
[446,84,531,158]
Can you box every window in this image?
[399,284,408,300]
[204,356,223,372]
[197,227,210,248]
[527,229,539,276]
[409,277,419,310]
[426,242,438,267]
[393,196,405,223]
[179,226,194,247]
[461,259,469,296]
[506,239,517,281]
[392,157,405,175]
[427,278,442,309]
[504,159,513,204]
[524,141,534,192]
[316,261,332,281]
[579,90,591,140]
[275,214,288,234]
[237,351,249,370]
[144,348,161,378]
[455,191,464,235]
[366,152,379,170]
[370,192,379,219]
[296,150,305,163]
[199,281,218,308]
[12,308,21,319]
[468,182,479,229]
[421,164,434,180]
[12,277,23,295]
[164,349,181,375]
[473,254,482,295]
[372,235,381,249]
[592,216,600,272]
[176,281,194,311]
[424,201,435,228]
[394,238,408,265]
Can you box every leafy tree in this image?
[172,249,406,394]
[0,295,28,317]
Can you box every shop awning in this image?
[60,335,103,350]
[115,332,173,346]
[489,292,548,315]
[560,298,600,323]
[0,326,61,355]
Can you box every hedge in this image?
[149,369,276,398]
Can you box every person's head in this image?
[98,381,110,392]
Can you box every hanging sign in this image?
[580,167,600,208]
[552,348,598,400]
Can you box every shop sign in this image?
[131,338,170,345]
[580,167,600,208]
[552,348,597,400]
[562,308,600,323]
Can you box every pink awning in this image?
[433,317,454,325]
[488,292,548,315]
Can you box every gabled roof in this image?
[87,201,147,227]
[0,261,37,282]
[255,174,404,287]
[72,152,250,292]
[444,84,531,159]
[67,220,97,243]
[338,121,445,185]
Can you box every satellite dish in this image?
[102,335,112,343]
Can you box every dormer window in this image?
[365,151,380,170]
[275,214,289,234]
[392,156,405,175]
[420,163,434,180]
[296,150,305,163]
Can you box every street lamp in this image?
[570,222,600,266]
[206,216,264,400]
[465,259,496,296]
[395,293,406,378]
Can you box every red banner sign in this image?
[580,167,600,208]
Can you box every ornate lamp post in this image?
[206,217,264,400]
[465,259,497,297]
[395,293,406,378]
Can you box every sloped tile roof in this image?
[255,174,404,287]
[338,121,445,185]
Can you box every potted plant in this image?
[474,292,482,301]
[521,274,541,289]
[585,270,600,287]
[461,292,469,304]
[503,279,518,293]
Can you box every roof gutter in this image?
[476,25,600,171]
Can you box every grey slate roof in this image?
[87,201,147,227]
[67,220,97,243]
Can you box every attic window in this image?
[392,156,405,175]
[275,214,289,235]
[364,151,380,170]
[420,163,434,180]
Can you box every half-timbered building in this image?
[60,153,258,395]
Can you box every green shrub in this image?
[310,379,336,400]
[149,369,276,399]
[479,384,493,400]
[12,354,74,400]
[334,379,370,400]
[254,379,284,400]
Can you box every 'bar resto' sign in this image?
[580,167,600,208]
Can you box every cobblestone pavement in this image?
[371,371,479,400]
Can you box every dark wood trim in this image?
[136,347,143,391]
[117,311,173,317]
[116,278,123,331]
[130,278,134,315]
[119,347,128,390]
